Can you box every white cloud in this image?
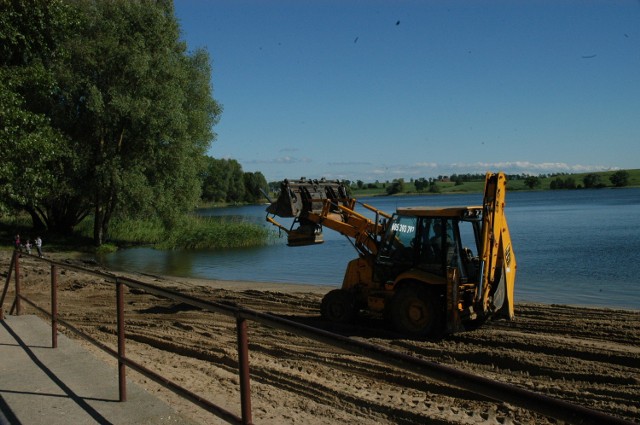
[246,156,312,165]
[327,161,372,166]
[450,161,618,175]
[330,161,619,182]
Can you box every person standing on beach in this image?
[35,236,43,257]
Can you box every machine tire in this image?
[321,289,356,323]
[390,285,441,338]
[463,316,488,332]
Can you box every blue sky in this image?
[174,0,640,183]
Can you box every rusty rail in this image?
[0,250,633,425]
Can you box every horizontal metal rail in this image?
[3,252,246,424]
[17,290,242,424]
[2,251,633,425]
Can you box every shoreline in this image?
[155,273,640,312]
[3,249,638,313]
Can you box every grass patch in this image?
[157,215,273,250]
[75,214,273,250]
[2,212,274,252]
[95,243,118,255]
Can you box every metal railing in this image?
[0,250,633,425]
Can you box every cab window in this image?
[378,215,418,263]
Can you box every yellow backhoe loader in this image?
[265,172,516,337]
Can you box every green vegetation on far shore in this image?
[349,169,640,197]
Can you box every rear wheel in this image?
[321,289,356,323]
[390,285,441,337]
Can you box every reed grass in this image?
[75,214,274,250]
[157,215,273,250]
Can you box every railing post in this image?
[116,278,127,402]
[0,251,16,320]
[51,264,58,348]
[14,252,21,316]
[236,316,253,425]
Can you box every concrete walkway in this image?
[0,315,198,425]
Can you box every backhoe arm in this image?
[265,178,391,256]
[478,172,516,319]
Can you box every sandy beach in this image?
[1,250,638,424]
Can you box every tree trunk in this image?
[93,204,103,246]
[24,206,47,232]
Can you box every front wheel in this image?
[321,289,357,323]
[390,286,442,338]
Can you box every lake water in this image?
[100,188,640,310]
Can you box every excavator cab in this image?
[370,207,489,335]
[375,208,482,280]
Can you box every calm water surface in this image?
[101,188,640,310]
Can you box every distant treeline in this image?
[343,169,638,196]
[200,157,268,204]
[522,170,633,190]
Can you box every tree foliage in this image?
[550,176,577,190]
[609,170,629,188]
[243,171,268,203]
[201,157,243,203]
[386,179,405,195]
[0,0,80,228]
[523,176,541,189]
[414,178,428,192]
[583,173,604,189]
[1,0,222,245]
[200,157,267,203]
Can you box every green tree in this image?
[609,170,629,187]
[524,176,541,189]
[200,157,247,203]
[414,177,428,192]
[48,1,221,244]
[386,178,404,195]
[243,171,268,203]
[0,0,85,230]
[550,177,563,190]
[564,177,577,189]
[583,173,603,189]
[550,177,577,190]
[0,83,75,228]
[225,160,245,203]
[1,0,222,243]
[201,157,226,202]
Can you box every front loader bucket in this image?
[266,178,349,218]
[266,178,349,246]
